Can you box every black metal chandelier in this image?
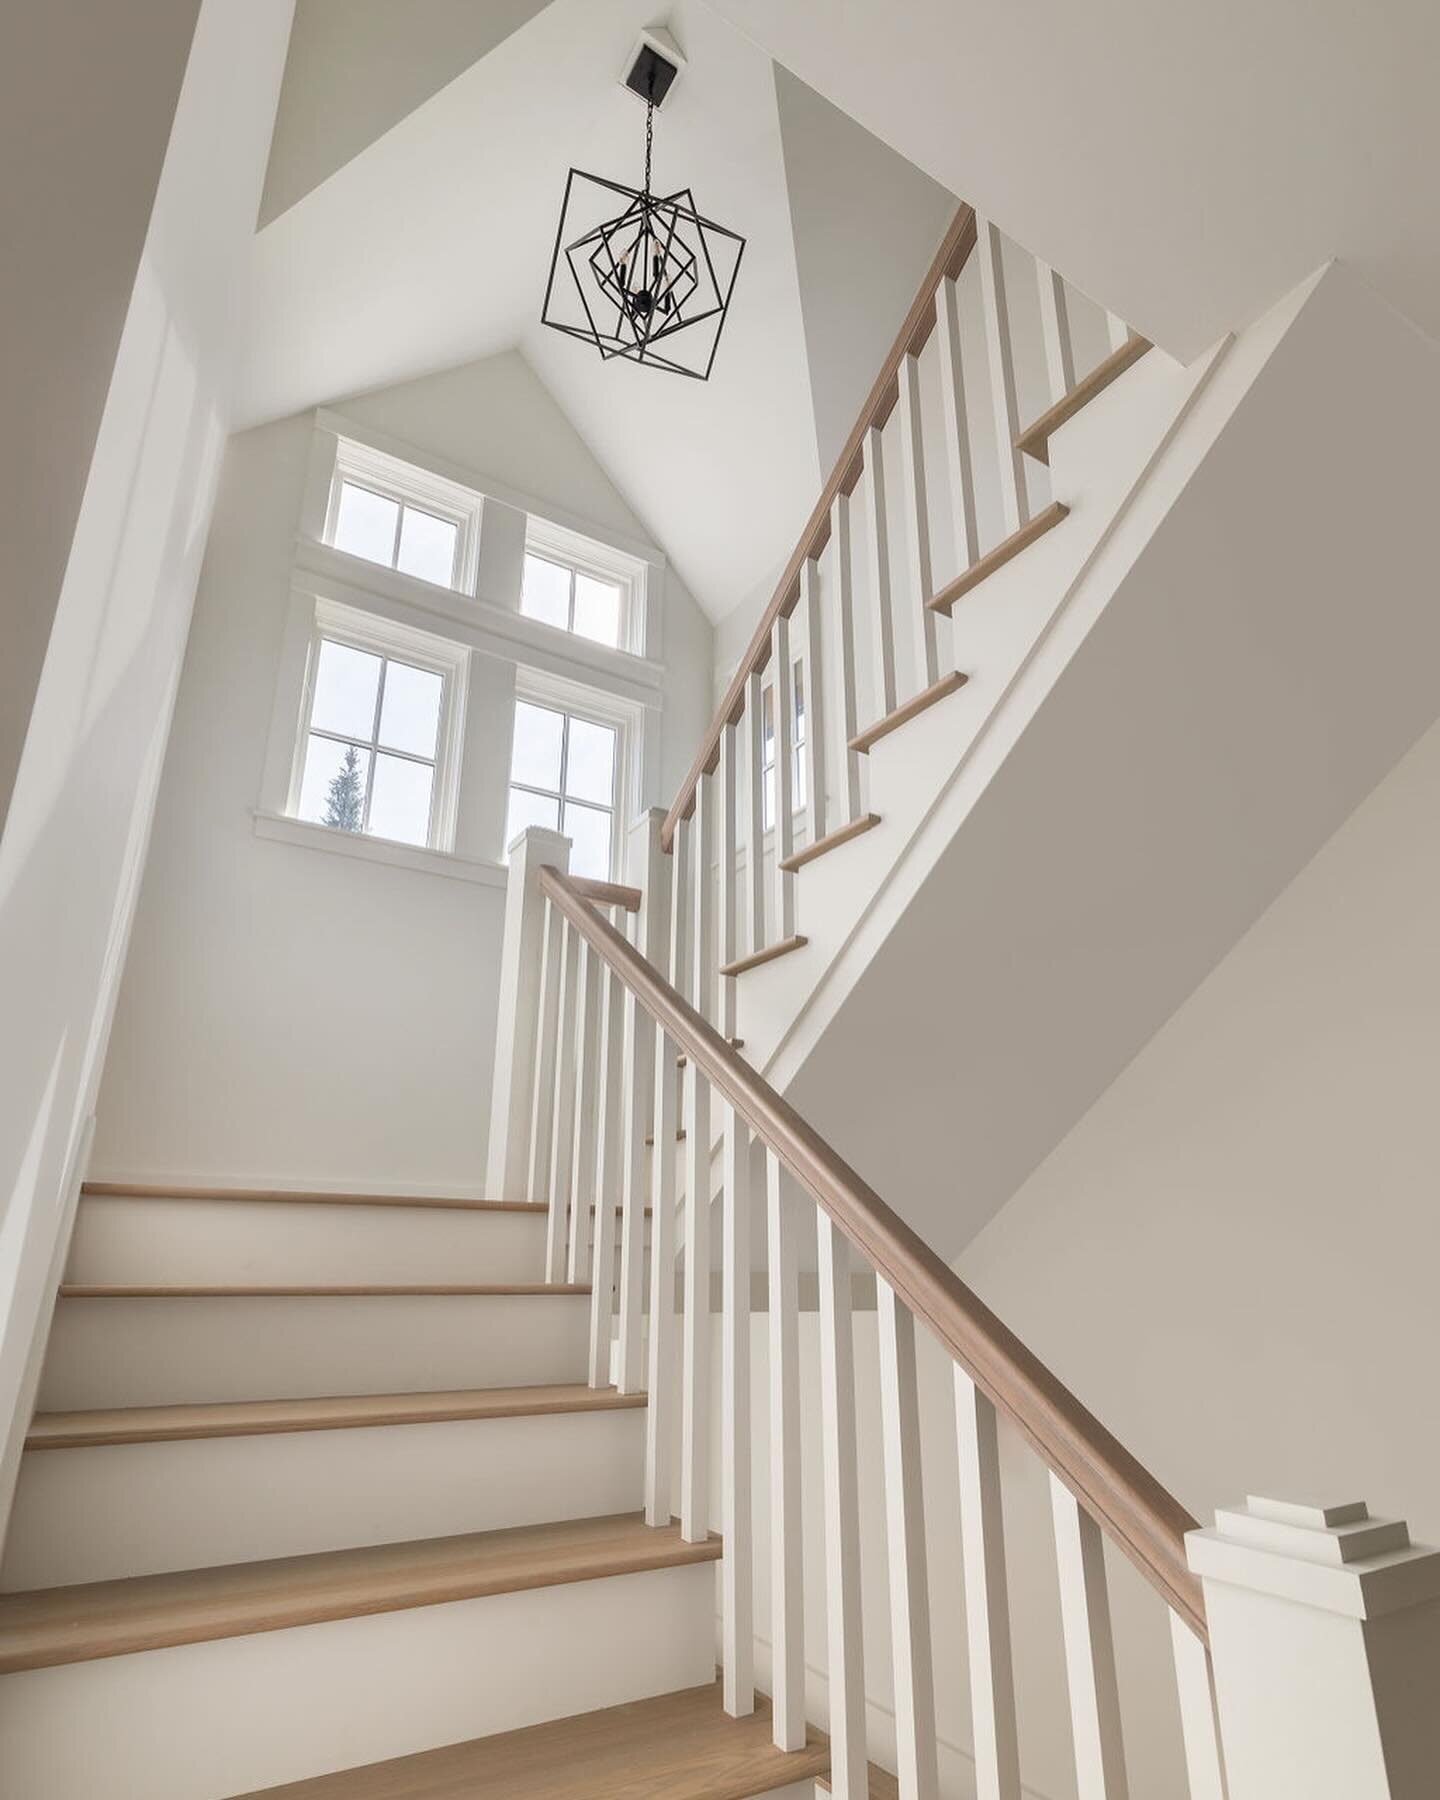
[541,48,745,381]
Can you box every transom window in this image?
[291,602,467,851]
[506,700,618,879]
[322,437,482,595]
[521,553,623,648]
[332,481,460,588]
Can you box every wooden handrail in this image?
[541,865,1207,1641]
[659,205,978,854]
[568,876,643,913]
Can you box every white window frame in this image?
[508,667,642,880]
[324,438,484,596]
[287,597,470,853]
[522,515,647,656]
[760,656,807,831]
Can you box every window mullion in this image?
[390,503,405,571]
[362,659,389,830]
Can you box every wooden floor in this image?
[818,1767,901,1799]
[26,1384,647,1449]
[229,1681,831,1799]
[0,1513,719,1674]
[57,1282,590,1298]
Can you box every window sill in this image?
[252,811,508,888]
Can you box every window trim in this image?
[287,598,470,854]
[522,515,646,656]
[324,438,484,597]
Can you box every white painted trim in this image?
[252,810,507,887]
[313,406,667,569]
[523,513,648,657]
[325,435,485,597]
[293,539,665,702]
[78,1167,495,1201]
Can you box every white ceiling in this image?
[238,0,958,623]
[706,0,1440,360]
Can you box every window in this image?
[520,518,645,653]
[291,601,468,851]
[506,699,618,879]
[323,438,482,594]
[760,661,806,831]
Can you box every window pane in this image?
[573,573,621,647]
[520,555,571,629]
[505,786,560,858]
[311,638,381,739]
[368,752,433,846]
[396,506,458,587]
[298,735,371,830]
[333,482,399,566]
[378,659,443,758]
[510,700,564,790]
[564,715,615,805]
[563,800,613,880]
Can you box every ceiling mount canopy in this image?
[540,30,745,381]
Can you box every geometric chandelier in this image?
[540,43,745,381]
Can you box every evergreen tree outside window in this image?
[296,637,445,847]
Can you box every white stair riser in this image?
[66,1197,550,1286]
[40,1294,591,1408]
[0,1563,718,1800]
[4,1408,646,1588]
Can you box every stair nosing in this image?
[56,1283,590,1298]
[26,1384,647,1450]
[0,1512,720,1673]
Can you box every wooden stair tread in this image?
[779,812,882,873]
[57,1283,590,1298]
[228,1681,830,1798]
[0,1512,719,1673]
[719,935,808,979]
[81,1183,545,1214]
[926,502,1070,614]
[849,671,969,754]
[27,1384,647,1450]
[1014,334,1153,464]
[818,1768,900,1799]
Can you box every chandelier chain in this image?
[643,94,654,199]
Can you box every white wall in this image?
[0,0,202,821]
[0,0,294,1529]
[92,349,712,1192]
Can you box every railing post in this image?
[1188,1495,1440,1799]
[486,825,570,1206]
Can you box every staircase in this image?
[5,207,1440,1799]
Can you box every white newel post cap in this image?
[1187,1496,1440,1800]
[485,826,571,1205]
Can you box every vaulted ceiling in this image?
[240,0,956,624]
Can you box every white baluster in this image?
[896,351,942,686]
[745,668,766,957]
[798,556,828,847]
[587,915,626,1387]
[1050,1474,1130,1800]
[771,613,796,940]
[644,818,688,1525]
[954,1369,1021,1800]
[1036,259,1077,405]
[767,1150,805,1751]
[718,720,739,1039]
[526,896,562,1209]
[681,777,714,1543]
[566,935,601,1287]
[830,490,864,824]
[721,1100,754,1716]
[877,1278,939,1799]
[862,425,898,718]
[935,273,980,573]
[1169,1613,1227,1800]
[616,814,667,1395]
[976,216,1030,537]
[818,1213,868,1797]
[544,920,579,1283]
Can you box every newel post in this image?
[1188,1496,1440,1799]
[485,826,570,1203]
